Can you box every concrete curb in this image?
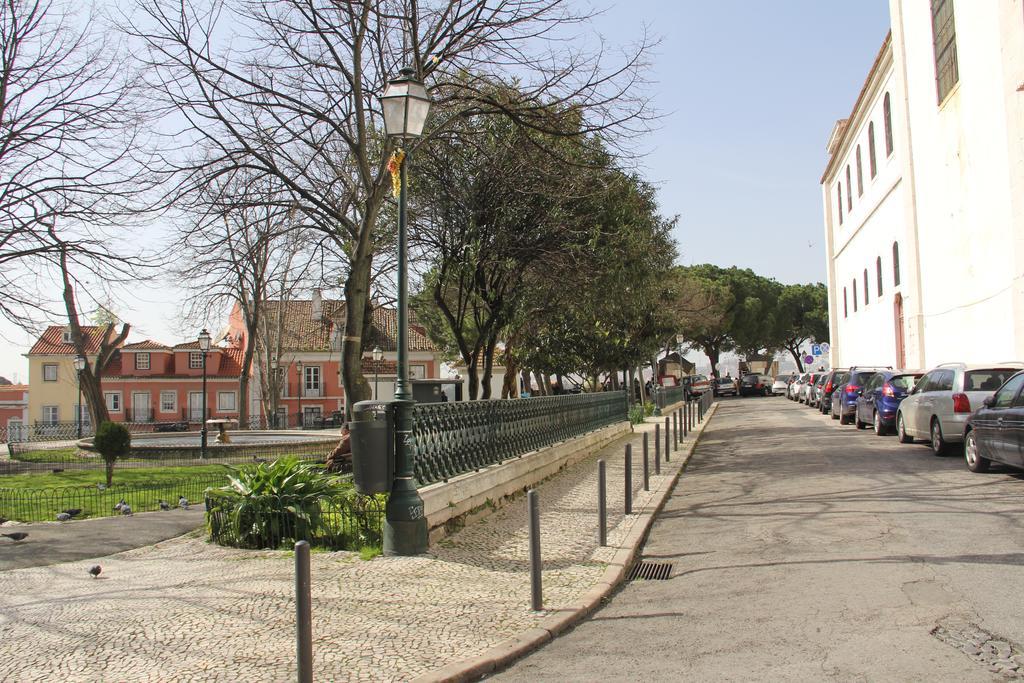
[412,401,721,683]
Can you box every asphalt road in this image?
[492,396,1024,681]
[0,508,205,571]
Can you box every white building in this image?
[822,1,1024,369]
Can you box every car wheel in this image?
[830,405,839,420]
[930,418,949,455]
[855,411,868,429]
[873,411,886,436]
[839,411,851,425]
[964,430,990,473]
[897,413,913,443]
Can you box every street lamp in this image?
[198,328,212,458]
[296,360,304,428]
[381,66,431,556]
[372,346,383,400]
[270,356,279,428]
[73,355,86,438]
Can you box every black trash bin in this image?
[350,400,395,495]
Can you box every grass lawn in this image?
[0,464,238,491]
[6,447,81,463]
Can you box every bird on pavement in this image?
[178,496,189,510]
[56,512,71,522]
[121,504,132,516]
[88,565,101,579]
[61,508,82,518]
[2,532,28,541]
[113,498,126,511]
[159,500,171,511]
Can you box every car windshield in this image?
[890,374,922,391]
[774,376,789,383]
[964,369,1020,392]
[849,371,876,385]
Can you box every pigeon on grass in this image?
[2,532,28,541]
[88,565,101,579]
[61,509,82,518]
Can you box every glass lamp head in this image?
[381,67,431,138]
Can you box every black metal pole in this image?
[295,540,313,683]
[76,372,82,438]
[665,416,670,462]
[528,489,542,610]
[642,434,649,491]
[624,443,632,515]
[682,405,688,437]
[200,351,208,458]
[598,460,607,546]
[654,423,661,474]
[672,411,678,450]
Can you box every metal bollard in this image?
[654,423,661,474]
[295,540,313,683]
[528,489,542,611]
[598,460,607,546]
[682,405,688,437]
[642,436,650,492]
[665,416,671,462]
[673,410,680,452]
[624,443,632,515]
[672,411,678,448]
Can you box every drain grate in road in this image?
[627,561,673,581]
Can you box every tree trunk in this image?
[610,372,619,391]
[521,369,532,396]
[705,345,721,379]
[501,346,518,399]
[787,344,804,372]
[105,459,114,487]
[340,243,374,419]
[533,370,547,396]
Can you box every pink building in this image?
[0,383,28,437]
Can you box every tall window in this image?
[868,122,877,177]
[105,392,121,412]
[883,93,894,156]
[43,364,58,381]
[837,184,844,224]
[217,391,237,412]
[856,146,864,196]
[893,242,901,286]
[42,406,58,424]
[843,288,848,318]
[931,0,959,102]
[304,365,321,396]
[846,166,853,211]
[863,268,869,304]
[160,391,176,413]
[876,257,883,296]
[853,279,858,312]
[136,353,150,370]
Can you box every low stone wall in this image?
[421,420,631,544]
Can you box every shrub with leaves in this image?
[93,421,131,486]
[628,403,646,425]
[206,457,383,550]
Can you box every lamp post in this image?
[270,356,279,428]
[372,346,383,400]
[381,66,430,555]
[296,360,304,428]
[198,328,211,458]
[73,355,86,438]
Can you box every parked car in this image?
[853,370,924,434]
[714,376,738,397]
[897,362,1024,454]
[771,374,793,396]
[798,372,821,404]
[829,371,851,419]
[833,366,891,424]
[963,370,1024,473]
[818,368,849,415]
[808,373,828,408]
[688,374,711,397]
[739,372,772,397]
[789,373,809,400]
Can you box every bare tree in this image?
[125,0,653,408]
[0,0,154,328]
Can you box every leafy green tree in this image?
[774,283,829,371]
[93,421,131,487]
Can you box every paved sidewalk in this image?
[0,406,712,682]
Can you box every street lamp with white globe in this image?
[73,355,86,437]
[372,346,383,400]
[198,328,212,458]
[380,66,430,556]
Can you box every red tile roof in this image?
[122,340,171,351]
[103,347,243,378]
[261,299,437,353]
[361,358,397,374]
[28,326,108,355]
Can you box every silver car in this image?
[789,373,808,400]
[896,362,1024,454]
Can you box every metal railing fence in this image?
[664,386,684,405]
[0,474,228,523]
[206,492,384,551]
[413,391,627,486]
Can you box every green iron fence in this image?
[664,386,684,405]
[413,391,627,486]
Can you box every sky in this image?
[0,0,892,382]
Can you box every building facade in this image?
[0,384,28,436]
[25,326,108,427]
[822,1,1024,369]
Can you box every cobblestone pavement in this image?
[0,410,698,682]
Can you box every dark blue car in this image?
[834,366,890,425]
[964,370,1024,473]
[854,370,924,434]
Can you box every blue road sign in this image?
[811,344,821,356]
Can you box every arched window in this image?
[893,241,901,286]
[846,166,853,211]
[837,183,843,224]
[856,146,864,196]
[883,93,894,156]
[876,257,883,296]
[863,268,869,304]
[853,278,858,312]
[844,287,848,318]
[868,122,877,178]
